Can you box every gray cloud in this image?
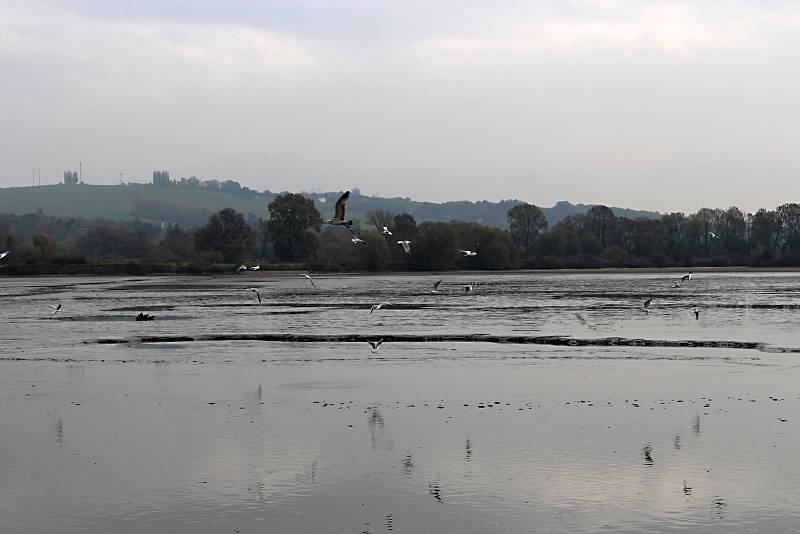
[2,1,800,213]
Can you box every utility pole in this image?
[79,162,82,183]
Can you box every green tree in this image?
[153,225,194,261]
[587,205,615,248]
[63,170,79,185]
[152,170,172,187]
[356,229,390,270]
[265,193,322,262]
[750,208,780,255]
[507,203,548,257]
[32,234,59,260]
[451,221,519,269]
[777,203,800,254]
[312,230,359,271]
[392,213,418,240]
[411,222,458,270]
[367,210,395,232]
[695,207,716,255]
[194,208,255,262]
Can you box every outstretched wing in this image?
[334,191,350,220]
[255,290,261,304]
[433,279,442,290]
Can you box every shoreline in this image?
[3,264,800,277]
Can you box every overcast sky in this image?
[2,0,799,213]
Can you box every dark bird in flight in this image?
[324,191,353,228]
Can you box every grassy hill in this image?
[0,184,660,228]
[0,184,267,221]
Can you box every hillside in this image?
[0,184,660,228]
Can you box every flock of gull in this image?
[323,190,478,257]
[8,191,705,344]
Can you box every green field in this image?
[0,184,269,221]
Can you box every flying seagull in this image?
[370,302,390,314]
[302,274,316,287]
[382,226,393,236]
[236,264,248,273]
[464,284,474,294]
[692,308,700,320]
[0,250,10,261]
[429,279,442,295]
[459,249,478,257]
[642,298,652,312]
[250,265,261,271]
[709,232,719,239]
[680,272,693,282]
[324,191,353,228]
[48,304,61,314]
[347,226,367,244]
[249,288,261,304]
[367,339,384,353]
[397,240,412,254]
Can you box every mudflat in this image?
[2,272,799,533]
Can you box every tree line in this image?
[151,171,264,200]
[3,195,800,271]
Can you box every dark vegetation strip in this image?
[84,333,798,352]
[5,190,800,275]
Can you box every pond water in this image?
[1,272,800,533]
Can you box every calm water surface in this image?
[1,272,800,533]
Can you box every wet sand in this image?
[2,273,800,532]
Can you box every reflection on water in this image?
[643,444,654,466]
[368,405,393,451]
[53,417,63,447]
[712,497,728,520]
[3,273,800,533]
[428,482,443,504]
[402,452,413,476]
